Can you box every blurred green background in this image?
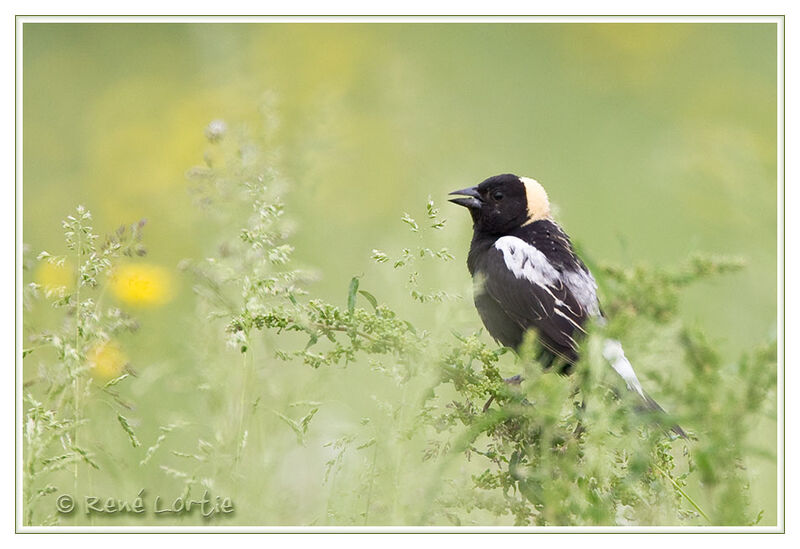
[22,22,778,525]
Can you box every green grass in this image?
[22,111,776,526]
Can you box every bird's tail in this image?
[602,339,687,438]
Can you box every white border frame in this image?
[13,14,785,534]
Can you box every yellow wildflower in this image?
[111,263,173,307]
[87,340,127,381]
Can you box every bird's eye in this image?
[492,191,504,201]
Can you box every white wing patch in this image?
[493,235,600,317]
[564,269,601,317]
[602,339,646,400]
[494,236,559,287]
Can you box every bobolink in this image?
[449,173,685,437]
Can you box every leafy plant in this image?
[23,208,146,525]
[21,106,777,527]
[179,112,774,526]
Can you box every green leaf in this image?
[103,373,129,389]
[357,438,376,450]
[117,413,141,448]
[275,408,318,446]
[358,290,378,310]
[274,411,302,435]
[300,408,319,432]
[304,333,318,350]
[71,447,100,470]
[347,277,360,314]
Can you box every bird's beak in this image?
[448,186,482,210]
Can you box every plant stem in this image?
[72,228,82,504]
[235,348,250,463]
[653,463,711,523]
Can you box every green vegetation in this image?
[21,23,778,527]
[22,111,776,526]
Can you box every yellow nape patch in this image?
[519,177,551,224]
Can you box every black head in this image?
[449,174,551,235]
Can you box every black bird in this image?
[449,173,685,437]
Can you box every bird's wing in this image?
[478,236,591,362]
